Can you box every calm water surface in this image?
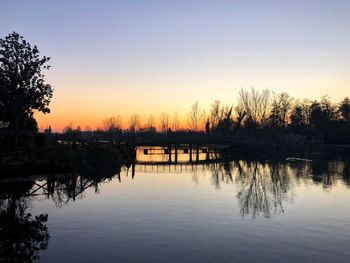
[1,149,350,262]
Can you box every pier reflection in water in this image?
[136,145,222,164]
[1,150,350,262]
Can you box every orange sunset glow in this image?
[0,1,346,131]
[35,68,349,131]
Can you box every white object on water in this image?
[286,157,312,162]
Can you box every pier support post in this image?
[168,145,172,163]
[174,144,178,163]
[132,162,135,179]
[189,144,193,163]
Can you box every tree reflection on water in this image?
[235,162,292,218]
[207,157,350,218]
[0,181,49,263]
[0,167,122,262]
[0,157,349,261]
[208,160,292,218]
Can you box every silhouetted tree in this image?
[129,114,140,132]
[320,95,337,121]
[299,99,312,126]
[269,95,282,128]
[238,88,270,127]
[269,92,293,128]
[209,100,223,130]
[280,92,293,126]
[310,102,328,129]
[205,118,210,134]
[145,115,156,132]
[159,112,169,132]
[289,103,304,131]
[216,105,234,132]
[0,32,53,135]
[339,97,350,123]
[187,102,204,131]
[63,121,74,134]
[234,104,246,129]
[309,96,337,132]
[171,111,180,131]
[102,116,122,132]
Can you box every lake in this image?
[1,147,350,262]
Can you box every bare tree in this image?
[187,102,204,131]
[234,104,246,129]
[210,100,224,130]
[63,121,74,133]
[171,111,180,131]
[201,109,207,131]
[159,112,170,132]
[280,92,293,126]
[269,92,293,127]
[236,162,291,218]
[129,114,140,132]
[269,94,282,127]
[146,115,156,130]
[301,99,312,126]
[102,116,122,132]
[216,105,234,132]
[238,88,271,127]
[320,95,338,121]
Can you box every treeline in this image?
[61,88,350,144]
[219,88,350,143]
[208,88,350,142]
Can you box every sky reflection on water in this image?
[1,155,350,262]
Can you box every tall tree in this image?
[129,114,140,132]
[269,92,293,128]
[216,105,234,132]
[234,104,246,129]
[290,104,304,131]
[209,100,223,130]
[159,112,170,132]
[279,92,293,126]
[320,95,337,121]
[187,102,204,131]
[171,111,180,131]
[146,115,156,131]
[102,116,122,132]
[0,32,53,133]
[238,88,270,127]
[300,99,312,126]
[310,101,328,129]
[339,97,350,123]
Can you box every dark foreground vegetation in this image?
[0,133,135,177]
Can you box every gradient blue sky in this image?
[1,0,349,130]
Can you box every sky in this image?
[1,0,350,131]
